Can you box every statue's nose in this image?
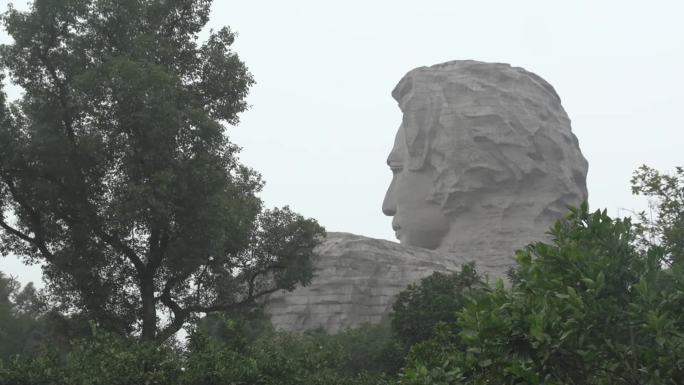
[382,183,396,216]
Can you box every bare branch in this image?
[186,286,282,315]
[155,268,284,343]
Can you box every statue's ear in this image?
[403,94,442,171]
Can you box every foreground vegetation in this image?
[2,166,683,384]
[0,321,400,385]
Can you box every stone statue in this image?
[382,60,588,276]
[265,60,588,333]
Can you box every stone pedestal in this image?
[265,232,480,333]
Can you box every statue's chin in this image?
[399,234,443,250]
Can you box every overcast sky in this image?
[1,0,682,287]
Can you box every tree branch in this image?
[0,176,54,260]
[155,268,284,343]
[157,282,190,343]
[186,287,282,314]
[247,263,286,298]
[0,216,31,243]
[95,227,145,272]
[146,227,169,274]
[0,218,54,260]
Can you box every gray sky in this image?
[1,0,682,287]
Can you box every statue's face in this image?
[382,124,450,249]
[383,61,589,251]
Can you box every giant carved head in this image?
[382,60,588,250]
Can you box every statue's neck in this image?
[435,210,553,278]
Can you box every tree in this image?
[399,204,684,385]
[631,165,684,264]
[0,271,49,361]
[0,0,324,343]
[390,263,484,347]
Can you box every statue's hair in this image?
[392,60,588,217]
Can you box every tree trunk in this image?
[140,276,156,341]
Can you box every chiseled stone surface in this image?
[265,232,474,333]
[382,60,588,274]
[266,60,588,333]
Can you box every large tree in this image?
[0,0,324,343]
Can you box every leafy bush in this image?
[184,320,400,385]
[300,322,404,377]
[1,313,402,385]
[0,353,65,385]
[391,263,485,347]
[1,326,181,385]
[399,204,684,385]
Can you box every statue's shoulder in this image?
[265,232,466,333]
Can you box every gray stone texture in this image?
[265,232,470,333]
[383,60,588,258]
[265,60,588,333]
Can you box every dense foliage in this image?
[0,0,323,343]
[399,204,684,385]
[632,165,684,264]
[0,322,401,385]
[391,262,485,347]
